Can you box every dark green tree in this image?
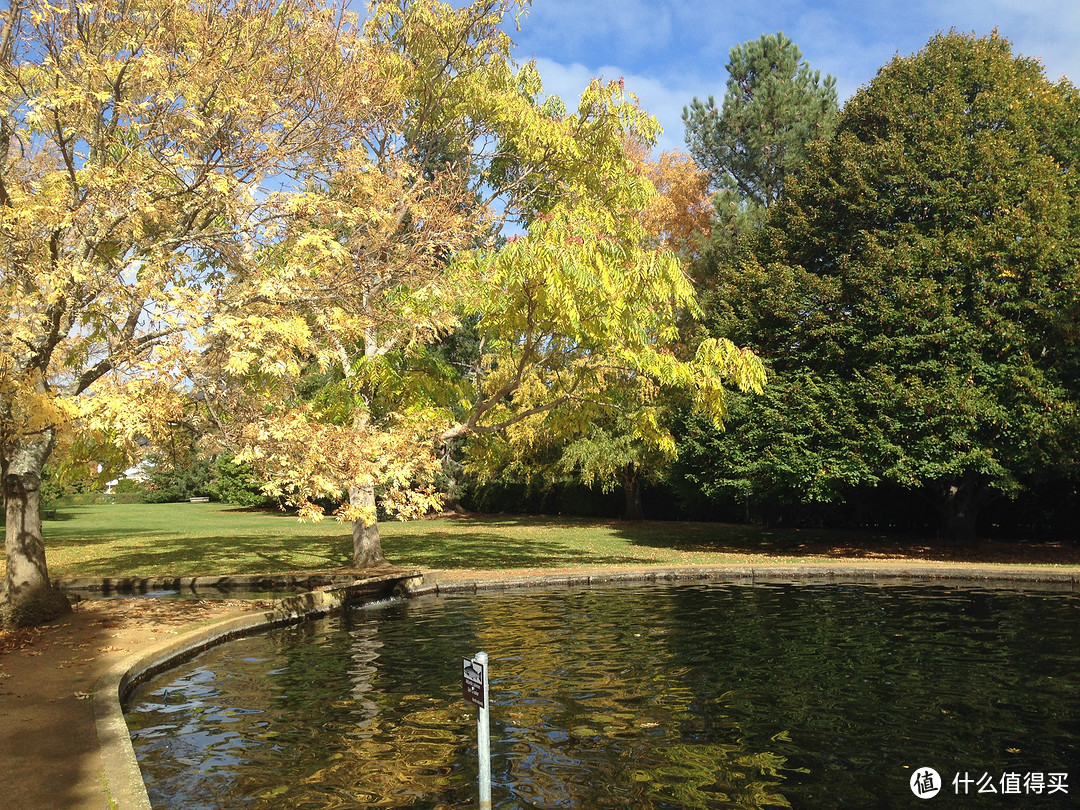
[141,453,215,504]
[677,258,884,525]
[697,31,1080,542]
[208,452,275,508]
[674,81,853,525]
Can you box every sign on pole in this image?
[462,655,485,708]
[462,652,491,809]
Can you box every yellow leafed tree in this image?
[1,0,762,626]
[0,0,418,625]
[456,137,759,518]
[195,2,764,567]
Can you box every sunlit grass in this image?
[25,503,356,578]
[7,503,807,578]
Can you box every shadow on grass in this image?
[35,510,654,576]
[17,508,1080,578]
[395,514,1080,567]
[610,520,896,558]
[388,515,841,566]
[606,519,1080,566]
[45,532,355,578]
[382,529,647,570]
[391,516,835,567]
[49,529,645,578]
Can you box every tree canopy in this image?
[1,0,383,624]
[694,31,1080,540]
[683,32,838,221]
[0,0,763,624]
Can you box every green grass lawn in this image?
[2,502,1076,579]
[0,502,841,579]
[23,502,804,578]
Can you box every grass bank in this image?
[3,502,1079,580]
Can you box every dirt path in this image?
[0,598,268,809]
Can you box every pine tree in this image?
[683,31,838,234]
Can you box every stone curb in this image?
[94,562,1079,807]
[57,572,376,596]
[401,562,1080,596]
[92,572,422,808]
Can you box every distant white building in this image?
[105,463,150,494]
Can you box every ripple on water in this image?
[127,582,1080,808]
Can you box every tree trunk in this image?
[2,434,71,628]
[349,483,387,568]
[934,473,988,545]
[622,463,644,521]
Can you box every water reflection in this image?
[126,583,1080,808]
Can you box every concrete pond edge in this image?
[92,571,425,810]
[90,562,1080,808]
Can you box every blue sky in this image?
[506,0,1080,154]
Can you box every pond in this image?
[125,581,1080,808]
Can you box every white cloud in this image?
[789,0,1080,98]
[967,0,1080,85]
[514,0,678,63]
[533,57,707,155]
[519,0,1079,157]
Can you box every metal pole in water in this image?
[462,651,492,807]
[476,651,491,809]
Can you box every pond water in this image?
[125,582,1080,808]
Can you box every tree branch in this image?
[441,394,573,442]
